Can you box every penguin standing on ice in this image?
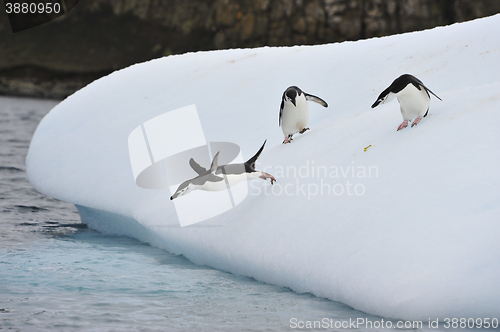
[371,74,442,131]
[170,140,276,200]
[279,86,328,144]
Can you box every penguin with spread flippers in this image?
[170,140,276,200]
[279,86,328,143]
[372,74,442,131]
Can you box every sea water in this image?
[0,96,380,331]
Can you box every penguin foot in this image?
[299,127,310,134]
[282,136,293,144]
[397,120,409,131]
[411,116,423,128]
[260,172,276,184]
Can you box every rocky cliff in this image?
[1,0,499,98]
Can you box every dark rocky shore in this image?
[1,0,499,99]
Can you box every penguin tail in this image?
[245,140,267,170]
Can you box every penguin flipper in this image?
[191,173,224,186]
[426,87,442,101]
[304,93,328,107]
[210,152,220,173]
[279,100,284,127]
[189,158,207,175]
[413,81,442,101]
[208,174,225,182]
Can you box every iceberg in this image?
[27,15,500,320]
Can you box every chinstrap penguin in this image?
[279,86,328,144]
[170,140,276,200]
[371,74,442,131]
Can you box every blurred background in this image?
[1,0,499,99]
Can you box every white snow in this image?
[26,14,500,321]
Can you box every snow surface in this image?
[26,15,500,320]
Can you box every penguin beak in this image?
[291,98,296,107]
[171,184,190,200]
[170,190,181,200]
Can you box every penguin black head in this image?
[371,90,392,108]
[284,86,301,107]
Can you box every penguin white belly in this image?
[199,173,251,192]
[397,84,430,121]
[199,180,227,192]
[224,173,255,187]
[281,96,309,137]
